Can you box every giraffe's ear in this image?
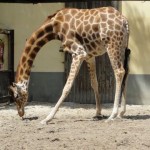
[9,85,16,93]
[9,85,18,99]
[9,82,18,93]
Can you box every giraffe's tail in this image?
[121,47,131,92]
[121,18,130,91]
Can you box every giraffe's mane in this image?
[47,12,57,20]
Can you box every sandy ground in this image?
[0,102,150,150]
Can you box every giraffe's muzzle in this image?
[18,108,25,117]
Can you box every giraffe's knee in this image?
[118,68,125,76]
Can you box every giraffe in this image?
[9,7,130,124]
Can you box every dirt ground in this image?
[0,102,150,150]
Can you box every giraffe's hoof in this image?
[93,115,107,121]
[105,115,118,122]
[117,115,123,119]
[117,112,125,119]
[105,118,114,123]
[40,119,48,125]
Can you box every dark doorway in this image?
[0,29,14,104]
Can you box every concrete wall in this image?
[122,1,150,104]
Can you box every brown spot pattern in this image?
[25,70,30,76]
[91,42,96,49]
[108,19,114,26]
[44,25,53,32]
[27,59,33,66]
[101,23,106,28]
[22,56,27,63]
[36,30,44,39]
[29,52,36,59]
[36,40,46,47]
[25,46,31,54]
[33,47,40,53]
[101,13,107,22]
[92,24,99,32]
[115,24,121,30]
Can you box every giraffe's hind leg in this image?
[118,48,130,118]
[106,46,125,121]
[86,58,104,120]
[117,71,128,118]
[117,83,127,118]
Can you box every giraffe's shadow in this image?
[124,115,150,120]
[22,116,39,121]
[92,115,150,121]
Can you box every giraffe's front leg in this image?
[106,70,125,122]
[40,54,84,125]
[118,48,130,118]
[106,47,125,122]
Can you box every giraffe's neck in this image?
[15,21,58,90]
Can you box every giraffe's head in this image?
[9,83,28,117]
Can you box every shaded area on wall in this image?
[28,72,64,103]
[127,75,150,105]
[28,72,150,105]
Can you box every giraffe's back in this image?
[52,7,129,57]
